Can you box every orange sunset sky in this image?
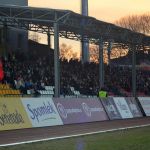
[28,0,150,51]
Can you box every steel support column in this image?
[47,27,51,48]
[54,22,60,97]
[131,45,137,98]
[99,40,104,89]
[107,42,112,65]
[47,33,51,48]
[81,0,89,63]
[81,41,89,63]
[3,22,7,57]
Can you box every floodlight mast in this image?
[81,0,89,63]
[81,0,88,16]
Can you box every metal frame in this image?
[0,5,149,46]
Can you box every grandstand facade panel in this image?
[0,0,28,53]
[0,0,28,6]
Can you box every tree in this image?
[115,13,150,54]
[110,46,128,59]
[89,44,108,64]
[89,44,129,64]
[115,13,150,35]
[89,45,99,63]
[60,43,78,61]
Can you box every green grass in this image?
[1,126,150,150]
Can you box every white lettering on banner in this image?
[113,97,133,119]
[82,103,91,117]
[57,102,104,119]
[90,107,104,112]
[67,109,82,114]
[21,98,63,127]
[139,97,150,116]
[82,103,104,117]
[57,103,68,119]
[57,103,82,119]
[27,102,56,122]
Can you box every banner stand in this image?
[99,98,111,121]
[136,97,146,117]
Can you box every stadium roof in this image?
[0,5,150,46]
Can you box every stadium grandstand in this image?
[0,2,150,148]
[0,4,149,98]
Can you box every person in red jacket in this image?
[0,59,4,81]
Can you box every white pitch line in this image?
[0,124,150,147]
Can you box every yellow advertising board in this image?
[0,98,32,131]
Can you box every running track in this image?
[0,117,150,145]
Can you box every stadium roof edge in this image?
[0,5,150,46]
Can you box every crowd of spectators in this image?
[1,45,150,97]
[3,51,54,96]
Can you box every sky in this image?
[28,0,150,52]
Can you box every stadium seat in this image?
[0,83,22,97]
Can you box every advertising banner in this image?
[125,97,143,117]
[0,98,31,131]
[53,98,108,124]
[138,97,150,116]
[113,97,133,119]
[21,98,63,127]
[101,97,122,120]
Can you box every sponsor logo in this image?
[57,101,104,119]
[57,103,82,119]
[27,102,56,122]
[82,103,91,117]
[82,102,104,117]
[57,103,67,119]
[0,104,24,126]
